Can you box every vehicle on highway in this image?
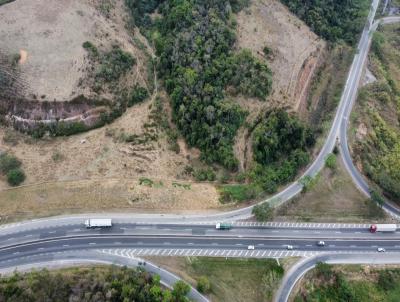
[287,245,294,250]
[84,219,112,229]
[215,222,232,230]
[247,245,255,250]
[317,241,325,247]
[369,224,397,233]
[377,247,386,252]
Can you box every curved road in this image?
[275,253,400,302]
[0,250,209,302]
[340,14,400,218]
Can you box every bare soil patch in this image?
[0,0,146,102]
[235,0,325,111]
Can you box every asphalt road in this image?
[1,223,400,262]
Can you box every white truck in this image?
[85,219,112,229]
[370,224,397,233]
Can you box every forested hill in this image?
[281,0,370,44]
[127,0,272,170]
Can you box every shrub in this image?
[82,41,98,56]
[0,153,21,174]
[197,276,211,293]
[129,85,149,106]
[370,190,385,207]
[96,47,136,82]
[325,153,337,170]
[194,168,216,182]
[252,202,274,221]
[7,168,25,186]
[219,184,259,203]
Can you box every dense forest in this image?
[281,0,370,44]
[127,0,272,170]
[250,109,315,193]
[0,266,191,302]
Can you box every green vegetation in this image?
[129,85,149,106]
[325,153,337,170]
[353,24,400,202]
[82,41,98,56]
[170,257,284,302]
[0,266,190,302]
[0,152,21,174]
[252,202,274,221]
[0,0,15,6]
[0,152,25,186]
[96,46,136,82]
[299,174,320,193]
[196,276,211,294]
[127,0,272,170]
[296,263,400,302]
[219,184,259,203]
[6,168,26,186]
[250,109,315,194]
[194,168,216,182]
[281,0,370,44]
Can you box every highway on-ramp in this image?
[339,14,400,218]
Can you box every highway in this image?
[1,222,400,262]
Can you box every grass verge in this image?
[144,257,285,302]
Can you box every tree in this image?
[196,276,211,294]
[370,190,385,207]
[172,280,190,302]
[0,153,21,174]
[252,203,274,221]
[6,168,25,186]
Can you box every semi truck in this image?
[85,219,112,229]
[369,224,397,233]
[215,222,232,230]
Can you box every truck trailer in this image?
[85,219,112,228]
[369,224,397,233]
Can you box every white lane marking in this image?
[89,243,96,245]
[63,244,70,247]
[163,242,171,245]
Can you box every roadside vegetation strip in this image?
[348,21,400,201]
[0,260,198,302]
[294,261,400,302]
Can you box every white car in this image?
[287,245,294,250]
[247,245,255,250]
[377,247,386,252]
[317,241,325,247]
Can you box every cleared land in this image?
[0,0,147,102]
[275,156,390,222]
[144,256,291,302]
[293,263,400,302]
